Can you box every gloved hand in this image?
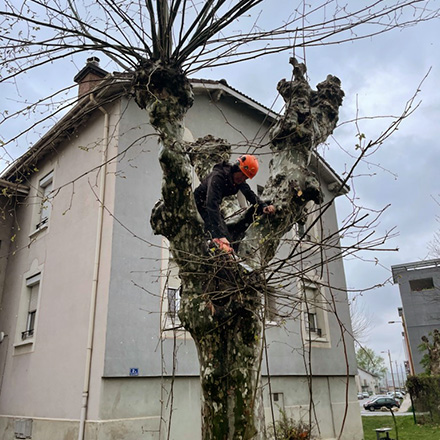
[213,237,233,254]
[263,205,276,215]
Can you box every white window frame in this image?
[32,170,54,233]
[160,240,186,334]
[15,272,41,348]
[264,286,280,327]
[304,201,322,243]
[301,281,330,345]
[166,285,181,326]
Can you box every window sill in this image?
[14,339,34,348]
[29,223,48,239]
[163,320,183,331]
[307,335,330,345]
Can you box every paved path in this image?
[398,395,411,413]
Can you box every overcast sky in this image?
[1,1,439,375]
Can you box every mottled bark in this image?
[421,329,440,375]
[238,57,344,266]
[137,61,265,439]
[188,135,243,218]
[179,259,265,440]
[137,57,343,439]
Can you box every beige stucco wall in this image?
[0,375,362,440]
[0,102,119,420]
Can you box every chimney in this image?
[74,57,108,98]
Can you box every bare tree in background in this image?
[1,1,439,438]
[349,298,374,345]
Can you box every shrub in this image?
[407,375,440,424]
[268,410,314,440]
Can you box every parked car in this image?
[362,391,369,398]
[387,391,404,400]
[357,393,363,400]
[363,396,400,411]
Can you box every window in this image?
[163,284,182,330]
[161,254,184,331]
[14,419,33,439]
[270,392,285,410]
[262,285,279,326]
[293,202,321,244]
[304,285,322,337]
[409,277,434,292]
[306,311,321,337]
[36,171,53,230]
[302,282,329,342]
[21,273,41,341]
[303,201,321,243]
[167,286,181,320]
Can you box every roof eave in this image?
[1,75,129,181]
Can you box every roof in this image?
[190,78,279,120]
[357,366,380,378]
[391,258,440,283]
[1,73,130,182]
[1,71,349,195]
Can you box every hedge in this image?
[406,375,440,424]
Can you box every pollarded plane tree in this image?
[1,1,439,438]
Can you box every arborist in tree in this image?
[194,154,275,254]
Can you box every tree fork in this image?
[142,62,265,438]
[144,58,344,439]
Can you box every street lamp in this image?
[395,360,402,390]
[381,349,396,392]
[388,317,415,375]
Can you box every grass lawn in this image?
[362,415,440,440]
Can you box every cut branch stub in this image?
[133,59,193,111]
[270,57,344,153]
[187,135,231,181]
[188,135,242,221]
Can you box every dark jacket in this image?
[194,162,265,239]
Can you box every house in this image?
[0,59,363,439]
[392,259,440,375]
[356,367,380,395]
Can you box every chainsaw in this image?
[208,238,254,274]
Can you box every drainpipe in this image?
[78,95,110,440]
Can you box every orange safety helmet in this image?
[237,154,259,179]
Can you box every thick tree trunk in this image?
[179,265,265,439]
[137,61,265,439]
